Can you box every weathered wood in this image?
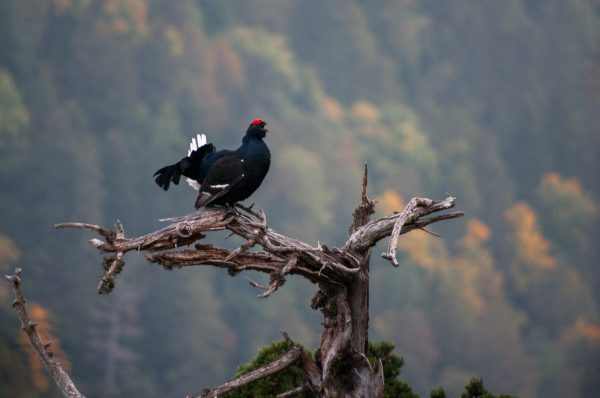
[4,269,86,398]
[306,164,380,397]
[348,164,377,234]
[56,208,230,253]
[344,195,461,254]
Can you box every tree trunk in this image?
[312,168,382,397]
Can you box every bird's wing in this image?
[195,154,246,207]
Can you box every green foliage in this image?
[430,388,447,398]
[367,341,419,398]
[460,377,516,398]
[430,377,517,398]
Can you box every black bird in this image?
[154,119,271,208]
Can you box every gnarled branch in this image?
[51,165,463,397]
[343,194,462,256]
[56,197,462,295]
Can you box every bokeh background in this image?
[1,1,598,397]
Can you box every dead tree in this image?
[8,166,463,397]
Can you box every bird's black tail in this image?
[153,163,182,191]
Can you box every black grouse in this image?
[154,119,271,208]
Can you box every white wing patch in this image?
[186,133,207,191]
[210,184,229,189]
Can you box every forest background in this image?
[0,1,598,397]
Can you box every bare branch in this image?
[97,253,125,294]
[276,385,307,397]
[256,254,297,298]
[93,222,126,293]
[198,346,304,398]
[256,254,302,298]
[412,211,465,228]
[381,196,460,266]
[55,222,113,241]
[418,227,442,238]
[243,276,268,290]
[381,196,456,267]
[258,272,286,298]
[382,197,429,266]
[146,247,322,284]
[57,208,231,253]
[344,195,464,254]
[224,237,258,261]
[4,268,86,398]
[58,205,351,291]
[280,329,293,342]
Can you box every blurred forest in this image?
[0,0,599,397]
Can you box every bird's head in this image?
[246,118,268,139]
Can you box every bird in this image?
[153,119,271,208]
